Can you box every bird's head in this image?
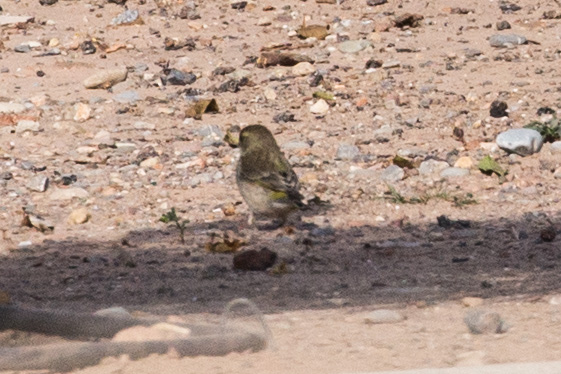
[238,125,278,152]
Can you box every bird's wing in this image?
[240,154,303,202]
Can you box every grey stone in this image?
[464,310,508,334]
[419,98,432,108]
[464,48,483,58]
[496,20,511,30]
[0,103,26,114]
[282,141,311,150]
[381,165,404,182]
[111,9,139,25]
[134,63,149,73]
[84,68,128,89]
[14,44,31,53]
[382,60,401,69]
[38,48,61,56]
[336,144,360,160]
[27,175,49,192]
[197,124,223,138]
[114,90,140,103]
[338,39,371,54]
[202,135,223,147]
[419,85,436,94]
[94,307,133,320]
[0,15,34,26]
[164,69,196,86]
[49,187,89,201]
[115,142,137,152]
[15,120,40,133]
[213,171,224,180]
[310,226,336,237]
[440,167,469,178]
[364,309,405,324]
[133,121,156,130]
[419,159,449,175]
[550,141,561,154]
[189,173,213,187]
[496,128,543,156]
[226,69,252,81]
[397,148,427,158]
[489,34,527,48]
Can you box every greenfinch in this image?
[235,125,304,225]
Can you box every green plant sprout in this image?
[160,207,189,244]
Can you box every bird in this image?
[235,124,305,226]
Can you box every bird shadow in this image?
[1,212,560,315]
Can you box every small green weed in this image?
[160,207,189,244]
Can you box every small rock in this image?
[0,16,34,26]
[94,307,133,319]
[163,69,196,86]
[381,165,404,182]
[15,120,40,133]
[462,297,484,307]
[68,207,91,224]
[490,100,508,117]
[464,310,508,334]
[338,39,371,54]
[93,130,113,145]
[382,60,401,69]
[366,0,387,5]
[197,124,223,138]
[76,146,97,155]
[140,156,160,169]
[115,142,137,151]
[489,34,527,48]
[282,141,311,150]
[27,175,49,192]
[440,167,469,178]
[257,17,271,26]
[114,90,140,103]
[111,9,140,26]
[419,159,449,175]
[500,3,521,13]
[263,87,277,101]
[549,295,561,305]
[496,20,511,30]
[394,13,424,28]
[273,111,295,123]
[454,156,474,169]
[496,128,543,156]
[113,323,191,342]
[364,309,405,324]
[0,102,26,114]
[336,144,360,160]
[540,227,556,242]
[50,187,89,201]
[84,67,128,89]
[550,141,561,154]
[14,44,31,53]
[233,248,277,271]
[310,99,329,115]
[73,103,91,122]
[134,121,156,130]
[292,62,316,76]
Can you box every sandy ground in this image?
[2,0,561,372]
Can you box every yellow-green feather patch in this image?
[270,191,288,200]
